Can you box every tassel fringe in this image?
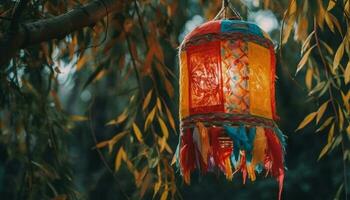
[176,123,286,200]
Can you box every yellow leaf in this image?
[321,40,334,55]
[158,117,169,139]
[96,141,109,149]
[142,90,153,111]
[132,123,143,143]
[69,115,88,122]
[327,123,335,143]
[106,109,128,126]
[171,154,177,166]
[344,62,350,84]
[316,117,333,132]
[144,106,157,130]
[115,147,126,171]
[341,91,350,111]
[160,190,168,200]
[76,55,90,71]
[165,105,176,132]
[164,142,173,154]
[305,67,313,90]
[164,78,174,98]
[108,131,128,153]
[158,137,166,152]
[296,45,316,74]
[156,98,162,113]
[282,14,296,44]
[316,101,329,123]
[324,13,334,32]
[327,0,336,11]
[153,181,161,198]
[109,131,129,152]
[296,17,308,41]
[346,125,350,136]
[318,142,331,161]
[317,0,326,29]
[289,0,297,14]
[52,194,67,200]
[301,31,315,53]
[333,41,344,72]
[328,13,343,36]
[296,112,317,131]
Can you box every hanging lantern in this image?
[174,2,286,199]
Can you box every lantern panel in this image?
[188,41,224,115]
[221,39,249,113]
[248,42,273,119]
[179,51,189,119]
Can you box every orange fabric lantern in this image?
[175,18,286,199]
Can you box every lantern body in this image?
[176,19,286,198]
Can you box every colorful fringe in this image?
[175,123,286,200]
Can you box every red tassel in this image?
[265,128,284,200]
[195,145,208,174]
[180,129,196,184]
[209,127,233,173]
[240,153,247,184]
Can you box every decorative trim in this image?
[181,32,274,51]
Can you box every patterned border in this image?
[180,112,276,130]
[181,32,274,51]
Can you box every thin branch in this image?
[0,0,121,66]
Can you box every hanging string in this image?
[214,0,243,20]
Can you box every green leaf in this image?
[338,105,344,131]
[308,81,326,96]
[296,112,317,131]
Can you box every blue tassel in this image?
[238,125,250,151]
[224,125,241,161]
[246,127,257,162]
[255,164,263,174]
[274,127,287,152]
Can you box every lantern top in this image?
[181,20,273,50]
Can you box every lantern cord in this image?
[214,0,242,20]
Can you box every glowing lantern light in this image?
[174,3,286,199]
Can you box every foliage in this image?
[0,0,349,199]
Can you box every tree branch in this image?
[0,0,121,67]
